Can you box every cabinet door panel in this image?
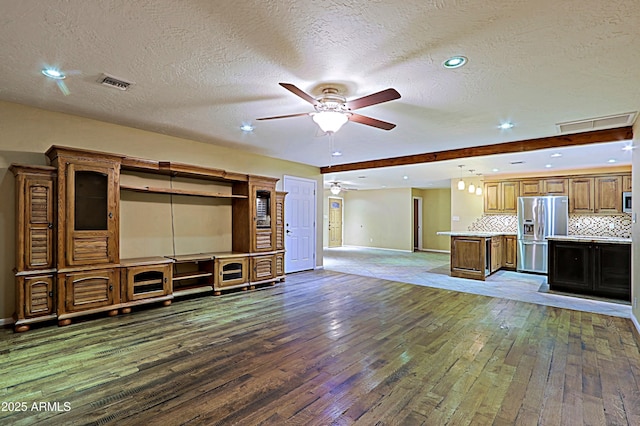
[62,269,118,312]
[548,242,591,290]
[484,183,500,213]
[594,176,621,213]
[501,182,519,213]
[593,244,631,300]
[520,180,541,196]
[24,275,54,317]
[542,178,568,195]
[569,178,594,213]
[251,255,275,282]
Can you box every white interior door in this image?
[284,175,316,272]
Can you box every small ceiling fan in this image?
[328,181,357,195]
[257,83,401,133]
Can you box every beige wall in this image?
[342,188,412,251]
[632,120,639,329]
[415,188,451,251]
[0,100,322,321]
[450,176,484,231]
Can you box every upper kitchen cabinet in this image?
[484,181,518,214]
[519,178,569,197]
[46,147,122,268]
[569,177,595,213]
[622,173,632,192]
[594,175,622,213]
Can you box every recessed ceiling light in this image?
[622,145,634,151]
[492,168,499,172]
[240,124,254,132]
[498,122,514,130]
[403,175,409,180]
[608,159,617,163]
[550,153,562,158]
[443,56,468,69]
[331,150,342,157]
[41,68,66,80]
[545,164,552,168]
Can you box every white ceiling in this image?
[1,1,638,189]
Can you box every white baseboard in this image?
[334,245,413,253]
[421,249,451,254]
[1,317,15,326]
[632,313,640,337]
[314,265,324,270]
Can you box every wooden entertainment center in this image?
[10,146,286,332]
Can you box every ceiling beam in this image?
[320,126,634,174]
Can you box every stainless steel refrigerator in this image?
[517,196,568,273]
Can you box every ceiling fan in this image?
[257,83,401,133]
[328,181,357,195]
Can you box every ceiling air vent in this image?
[97,73,134,91]
[556,112,637,134]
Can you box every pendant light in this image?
[475,173,483,196]
[457,165,465,190]
[468,169,476,193]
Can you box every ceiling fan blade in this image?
[256,112,310,121]
[279,83,319,106]
[346,88,400,110]
[349,113,396,130]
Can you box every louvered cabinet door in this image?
[275,192,286,250]
[251,255,275,283]
[10,166,56,271]
[60,268,119,313]
[18,274,55,318]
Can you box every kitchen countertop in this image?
[546,235,632,244]
[437,231,517,237]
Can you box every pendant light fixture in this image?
[457,165,465,190]
[475,173,483,196]
[468,169,476,193]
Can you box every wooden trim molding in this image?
[319,126,633,174]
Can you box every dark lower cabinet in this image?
[548,240,630,301]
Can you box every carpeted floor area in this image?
[323,246,632,318]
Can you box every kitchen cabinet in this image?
[594,176,622,213]
[503,235,517,270]
[490,236,503,273]
[450,237,487,280]
[622,174,632,192]
[569,177,595,213]
[484,181,518,214]
[548,240,630,301]
[541,178,569,195]
[520,180,542,196]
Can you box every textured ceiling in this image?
[1,0,638,188]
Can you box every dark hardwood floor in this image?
[2,269,640,425]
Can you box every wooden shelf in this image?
[173,271,213,282]
[120,184,248,199]
[173,286,214,297]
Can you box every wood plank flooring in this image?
[1,269,640,425]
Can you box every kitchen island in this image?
[437,232,517,280]
[547,235,631,301]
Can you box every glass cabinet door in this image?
[65,162,119,266]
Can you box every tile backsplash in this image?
[468,214,632,238]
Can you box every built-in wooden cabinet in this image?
[46,147,122,268]
[490,236,502,273]
[487,172,629,215]
[450,237,486,280]
[542,178,569,195]
[57,268,120,325]
[11,146,286,331]
[484,181,518,213]
[214,254,249,293]
[594,176,622,213]
[503,235,517,270]
[548,240,630,301]
[569,177,595,213]
[120,258,173,305]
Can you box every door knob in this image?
[286,230,291,234]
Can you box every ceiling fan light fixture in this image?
[312,111,349,133]
[330,183,341,195]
